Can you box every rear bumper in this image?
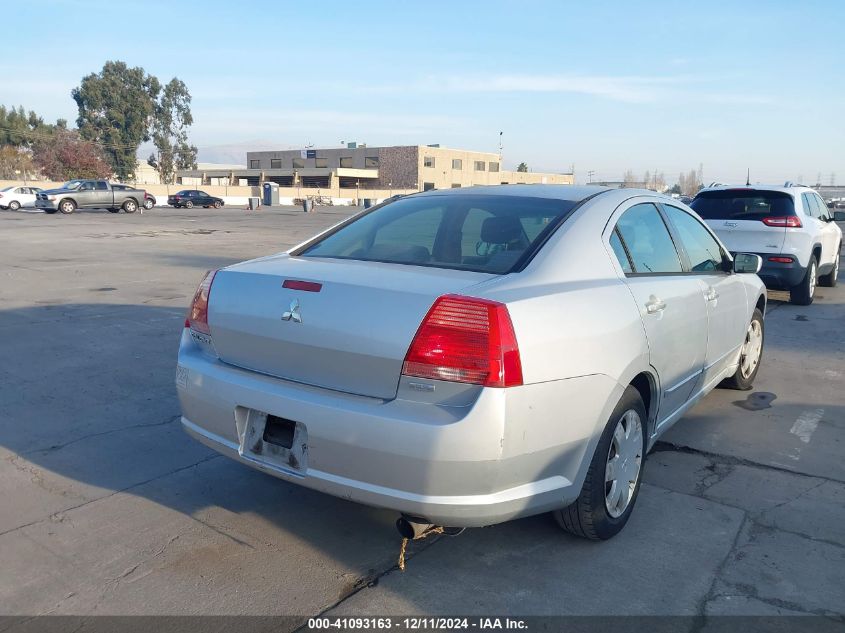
[755,254,806,289]
[176,331,619,527]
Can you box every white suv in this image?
[691,184,841,305]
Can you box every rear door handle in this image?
[645,297,666,314]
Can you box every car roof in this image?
[413,184,612,203]
[698,183,817,196]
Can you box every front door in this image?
[661,203,748,388]
[611,202,709,426]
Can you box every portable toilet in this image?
[263,182,279,206]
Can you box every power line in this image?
[0,125,143,151]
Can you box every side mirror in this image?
[734,253,762,274]
[834,210,845,222]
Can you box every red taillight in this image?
[768,256,794,263]
[762,216,802,228]
[283,279,322,292]
[186,270,217,334]
[402,295,523,388]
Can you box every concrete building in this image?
[176,144,573,196]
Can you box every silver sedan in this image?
[176,185,766,539]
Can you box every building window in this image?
[452,159,462,170]
[489,162,500,172]
[474,161,486,171]
[270,159,281,169]
[424,156,435,168]
[249,159,260,169]
[339,157,353,168]
[423,182,435,191]
[315,157,328,168]
[451,183,461,188]
[292,158,305,168]
[365,156,379,168]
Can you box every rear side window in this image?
[690,190,794,221]
[615,203,683,274]
[298,194,576,274]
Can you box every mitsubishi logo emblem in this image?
[282,299,302,323]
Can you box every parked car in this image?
[35,180,146,214]
[167,190,224,209]
[691,184,841,304]
[0,186,42,210]
[177,185,766,540]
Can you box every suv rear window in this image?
[690,190,795,221]
[297,194,576,274]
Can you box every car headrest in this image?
[481,216,523,243]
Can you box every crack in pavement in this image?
[0,453,221,539]
[652,441,845,485]
[20,415,182,457]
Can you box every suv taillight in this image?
[186,270,217,334]
[762,216,802,228]
[402,295,523,388]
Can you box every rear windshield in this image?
[297,194,576,274]
[691,190,794,221]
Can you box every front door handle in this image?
[705,287,719,302]
[645,297,666,314]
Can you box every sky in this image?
[5,0,845,184]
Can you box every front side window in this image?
[423,156,435,168]
[615,203,683,274]
[663,204,725,273]
[79,182,94,191]
[297,194,575,274]
[814,194,830,220]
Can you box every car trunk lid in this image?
[207,255,495,400]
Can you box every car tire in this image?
[553,385,646,540]
[9,200,20,211]
[818,246,840,288]
[720,308,764,390]
[184,201,194,209]
[143,199,154,210]
[789,255,817,305]
[122,200,138,214]
[59,199,76,214]
[213,200,223,209]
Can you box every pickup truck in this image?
[35,180,147,214]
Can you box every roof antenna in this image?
[746,168,751,186]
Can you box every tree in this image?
[622,170,637,187]
[32,128,112,181]
[148,78,197,184]
[0,105,57,147]
[678,168,701,197]
[516,162,528,172]
[668,183,682,195]
[73,61,161,180]
[0,145,34,179]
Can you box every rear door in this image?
[610,201,709,425]
[691,190,793,256]
[661,203,748,388]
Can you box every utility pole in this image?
[498,131,503,161]
[586,170,595,183]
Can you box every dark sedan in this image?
[167,190,224,209]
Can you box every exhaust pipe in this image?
[396,515,465,539]
[396,516,434,539]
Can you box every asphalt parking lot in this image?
[1,206,843,626]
